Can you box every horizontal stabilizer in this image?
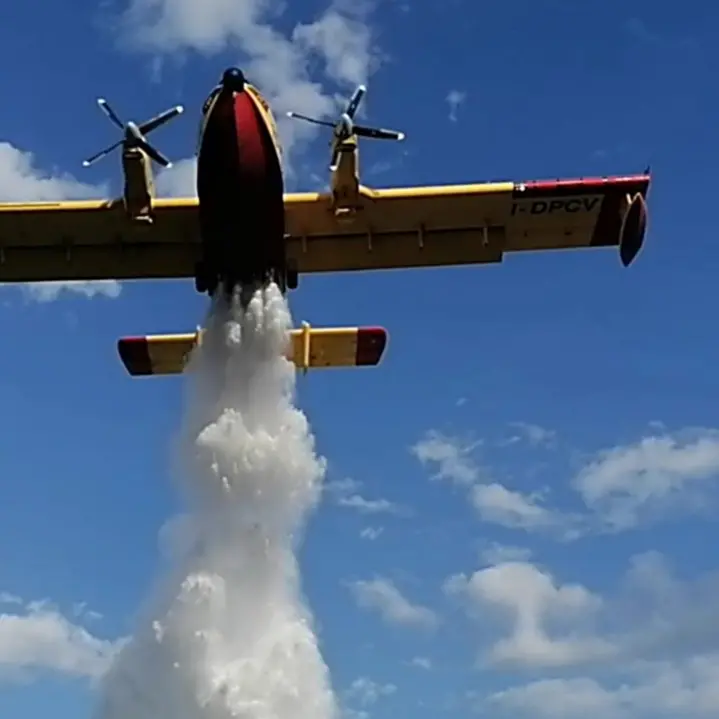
[117,323,388,377]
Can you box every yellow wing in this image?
[0,174,650,284]
[0,198,198,282]
[117,323,388,376]
[285,175,650,272]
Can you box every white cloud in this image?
[410,431,480,485]
[573,429,719,530]
[116,0,381,163]
[71,602,103,623]
[337,495,399,514]
[155,156,197,197]
[326,477,362,494]
[292,6,376,87]
[503,422,557,448]
[614,551,719,661]
[412,430,578,537]
[445,546,719,705]
[487,656,719,719]
[487,676,628,718]
[470,483,558,531]
[0,595,123,682]
[0,593,21,606]
[346,676,397,706]
[0,143,107,202]
[0,143,121,302]
[444,562,613,669]
[409,656,431,670]
[414,425,719,538]
[479,542,533,566]
[21,281,122,302]
[348,577,438,630]
[446,90,466,123]
[326,477,402,515]
[359,526,383,540]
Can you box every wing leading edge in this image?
[0,173,650,284]
[117,323,388,376]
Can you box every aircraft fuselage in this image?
[195,68,290,297]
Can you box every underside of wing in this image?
[506,175,650,258]
[0,172,650,286]
[283,173,651,274]
[117,324,388,376]
[0,198,200,284]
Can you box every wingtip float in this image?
[0,65,652,383]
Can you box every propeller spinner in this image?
[286,85,404,168]
[82,98,184,168]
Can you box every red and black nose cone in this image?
[197,74,284,208]
[199,88,271,185]
[196,73,286,287]
[221,67,246,93]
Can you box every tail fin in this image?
[117,322,388,377]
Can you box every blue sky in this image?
[3,0,719,717]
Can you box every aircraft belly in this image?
[197,89,285,275]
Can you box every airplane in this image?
[0,66,650,379]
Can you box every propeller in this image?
[286,85,404,168]
[82,98,184,168]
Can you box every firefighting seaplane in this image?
[0,66,650,379]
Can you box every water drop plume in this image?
[95,283,337,719]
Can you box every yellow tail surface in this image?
[117,322,388,377]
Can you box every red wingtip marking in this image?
[355,327,388,366]
[117,336,153,376]
[522,174,651,192]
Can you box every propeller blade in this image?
[82,140,123,167]
[353,125,405,141]
[97,98,125,130]
[139,105,184,135]
[136,138,172,167]
[345,85,366,119]
[286,111,335,128]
